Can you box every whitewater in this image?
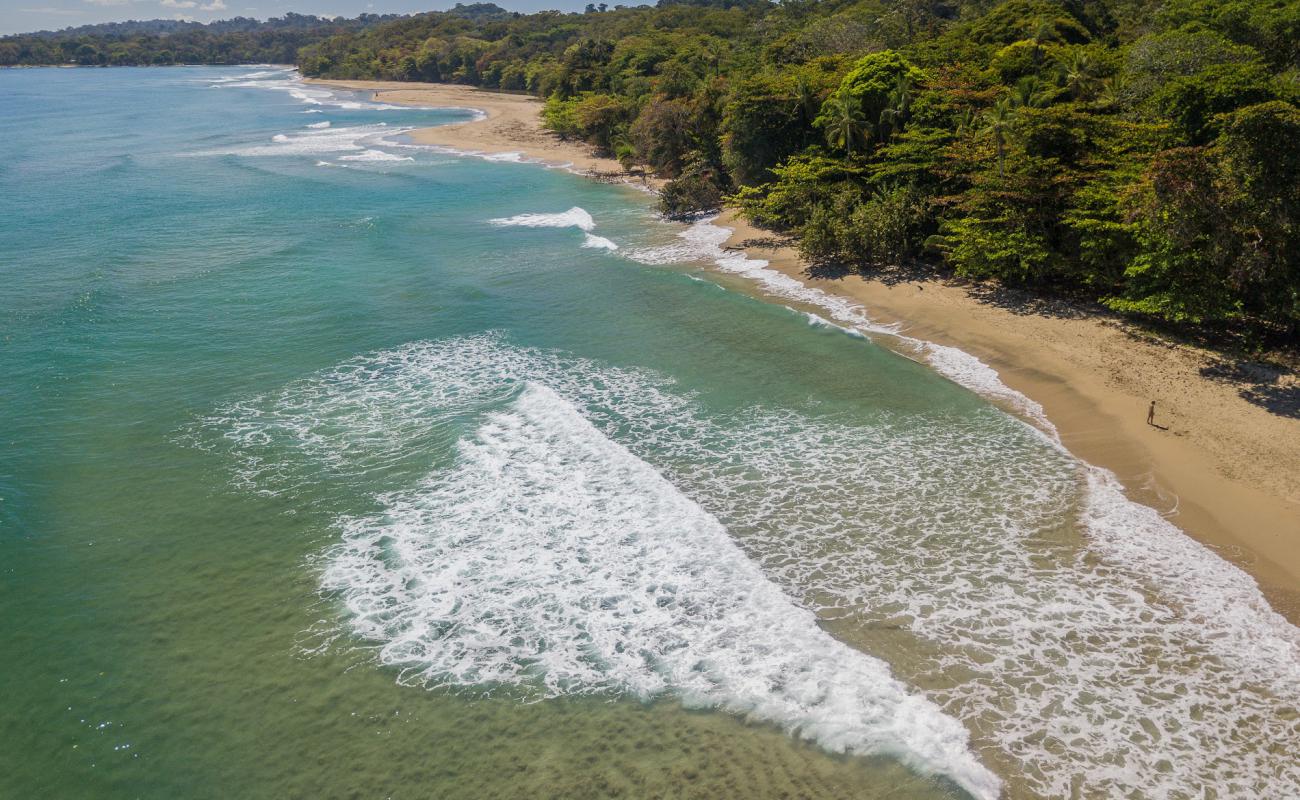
[190,70,1300,799]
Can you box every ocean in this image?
[1,66,1296,800]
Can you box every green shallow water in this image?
[2,67,1297,800]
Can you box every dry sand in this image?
[311,79,1299,624]
[719,210,1300,623]
[305,79,657,186]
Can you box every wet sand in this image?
[719,210,1300,624]
[308,78,1299,626]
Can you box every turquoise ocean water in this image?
[1,67,1297,799]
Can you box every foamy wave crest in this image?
[197,334,1300,799]
[210,68,417,111]
[323,383,1000,798]
[490,207,619,252]
[195,124,412,162]
[204,68,295,85]
[490,207,596,231]
[628,218,1053,427]
[306,121,331,129]
[914,341,1048,425]
[338,149,414,163]
[582,234,618,250]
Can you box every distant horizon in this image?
[1,0,597,37]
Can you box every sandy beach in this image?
[305,79,654,184]
[720,211,1300,623]
[314,78,1299,624]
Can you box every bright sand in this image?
[305,79,649,182]
[716,211,1300,624]
[315,78,1300,625]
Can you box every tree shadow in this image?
[728,234,794,253]
[800,257,952,287]
[1200,358,1300,419]
[960,281,1097,321]
[727,227,1300,420]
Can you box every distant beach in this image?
[316,77,1300,625]
[306,78,649,183]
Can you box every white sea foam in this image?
[489,206,596,231]
[307,121,331,129]
[208,68,421,112]
[197,124,409,161]
[322,383,1001,798]
[481,150,525,162]
[338,149,414,163]
[489,208,621,252]
[914,340,1049,427]
[803,310,867,339]
[194,333,1300,799]
[582,234,618,250]
[626,217,1053,428]
[204,68,294,86]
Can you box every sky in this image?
[2,0,593,35]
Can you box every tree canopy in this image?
[291,0,1300,340]
[8,0,1299,340]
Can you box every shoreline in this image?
[305,78,662,189]
[719,210,1300,624]
[316,78,1299,625]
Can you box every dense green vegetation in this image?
[298,0,1300,339]
[7,0,1298,338]
[0,14,396,67]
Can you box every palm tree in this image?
[1010,76,1046,109]
[891,73,915,118]
[1064,51,1096,100]
[1029,19,1056,65]
[1098,75,1126,108]
[821,89,871,160]
[981,97,1014,178]
[955,106,976,134]
[792,75,819,125]
[880,72,916,141]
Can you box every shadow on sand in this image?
[1200,358,1300,419]
[738,245,1300,422]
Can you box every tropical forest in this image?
[9,0,1300,340]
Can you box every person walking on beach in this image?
[1146,400,1156,426]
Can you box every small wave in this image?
[337,149,414,163]
[209,68,420,111]
[582,234,618,250]
[490,207,596,232]
[195,124,407,160]
[306,121,331,129]
[804,311,867,339]
[625,218,1054,428]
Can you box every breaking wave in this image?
[323,382,1000,798]
[490,207,596,231]
[489,207,619,252]
[626,218,1052,427]
[195,333,1300,799]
